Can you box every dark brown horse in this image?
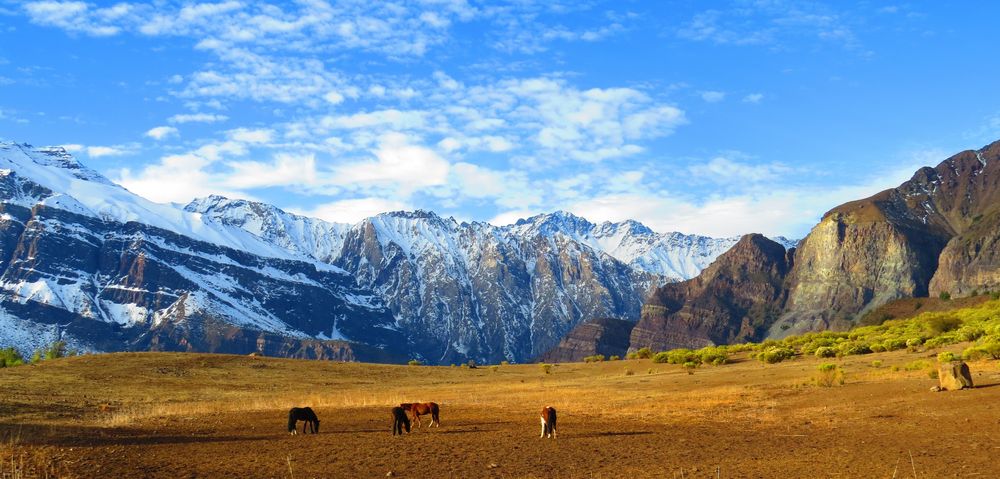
[540,406,556,438]
[391,406,411,436]
[287,407,320,435]
[400,402,440,428]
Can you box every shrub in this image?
[905,337,925,350]
[583,354,606,363]
[939,291,951,301]
[882,338,907,351]
[698,347,729,365]
[653,349,702,365]
[992,291,1000,301]
[408,359,422,366]
[539,363,552,374]
[0,347,24,368]
[871,360,883,368]
[956,326,985,342]
[814,363,845,387]
[683,362,697,375]
[962,346,990,361]
[869,343,886,353]
[43,341,67,361]
[624,368,634,376]
[635,347,653,359]
[937,351,957,363]
[928,369,939,379]
[837,342,872,356]
[758,346,795,364]
[609,355,620,361]
[923,336,952,350]
[926,315,960,335]
[904,360,930,371]
[500,361,510,366]
[467,360,477,369]
[625,351,639,360]
[490,365,500,372]
[814,346,837,358]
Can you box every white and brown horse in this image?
[540,406,557,438]
[400,402,440,428]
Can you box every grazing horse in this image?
[287,407,320,435]
[400,402,440,428]
[540,406,557,438]
[391,406,411,436]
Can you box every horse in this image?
[540,406,557,438]
[400,402,440,428]
[287,407,320,435]
[391,406,411,436]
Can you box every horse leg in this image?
[540,417,545,438]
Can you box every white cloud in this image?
[223,153,317,190]
[145,126,178,140]
[742,93,764,103]
[226,128,274,144]
[23,1,122,36]
[488,209,539,227]
[333,132,450,195]
[85,145,129,158]
[688,156,789,184]
[293,197,412,224]
[700,91,726,103]
[168,113,229,124]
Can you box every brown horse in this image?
[391,406,411,436]
[540,406,556,438]
[400,402,440,428]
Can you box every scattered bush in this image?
[698,346,729,365]
[870,360,883,368]
[937,351,957,363]
[489,365,500,372]
[408,359,422,366]
[814,346,837,358]
[904,360,931,371]
[814,363,845,387]
[939,291,952,301]
[683,362,697,374]
[882,338,907,351]
[625,351,639,360]
[635,347,654,359]
[758,346,796,364]
[539,363,552,374]
[609,355,620,361]
[926,315,961,335]
[583,354,606,363]
[500,361,510,366]
[0,347,24,368]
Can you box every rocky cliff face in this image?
[771,139,1000,336]
[539,317,635,363]
[630,234,792,351]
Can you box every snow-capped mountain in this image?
[0,141,795,364]
[0,142,404,361]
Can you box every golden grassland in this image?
[2,343,1000,478]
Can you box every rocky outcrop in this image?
[539,317,635,363]
[630,234,792,351]
[938,361,974,391]
[772,139,1000,336]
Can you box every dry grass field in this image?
[1,347,999,478]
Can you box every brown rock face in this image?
[538,317,635,363]
[774,139,1000,336]
[938,361,974,391]
[629,234,792,352]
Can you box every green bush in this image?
[698,346,729,365]
[962,346,990,361]
[609,355,620,361]
[992,292,1000,301]
[408,359,422,366]
[635,347,653,359]
[926,315,960,335]
[814,363,845,387]
[758,346,795,364]
[905,337,925,349]
[625,351,639,360]
[539,363,552,374]
[583,354,606,363]
[837,342,872,356]
[0,347,24,368]
[882,338,907,351]
[870,360,883,368]
[939,291,951,301]
[937,351,957,363]
[814,346,837,358]
[682,362,697,374]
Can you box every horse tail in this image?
[549,407,556,431]
[432,403,440,425]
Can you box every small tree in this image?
[408,359,422,366]
[0,348,24,368]
[939,291,951,301]
[44,341,67,360]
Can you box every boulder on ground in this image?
[938,361,973,391]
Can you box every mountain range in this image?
[0,141,795,364]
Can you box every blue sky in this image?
[1,1,999,237]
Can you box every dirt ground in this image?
[1,348,999,478]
